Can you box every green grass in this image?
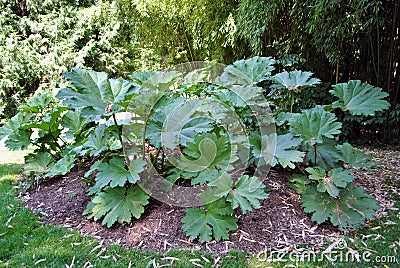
[0,151,399,267]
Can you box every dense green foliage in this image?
[113,0,399,143]
[0,0,155,120]
[2,0,398,144]
[0,57,390,241]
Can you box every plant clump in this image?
[0,57,389,242]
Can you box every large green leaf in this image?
[57,68,138,120]
[274,133,304,168]
[146,98,216,149]
[164,166,225,187]
[306,167,354,197]
[0,113,32,150]
[130,70,181,93]
[183,133,231,169]
[330,80,390,116]
[290,105,342,145]
[145,96,213,148]
[90,157,145,193]
[212,85,266,109]
[304,139,341,169]
[96,157,132,188]
[140,71,181,91]
[20,94,53,113]
[82,125,121,156]
[271,71,320,91]
[275,112,297,126]
[61,110,87,139]
[85,159,103,178]
[178,117,216,147]
[253,133,304,168]
[168,133,233,185]
[44,154,76,178]
[336,143,373,168]
[148,116,214,149]
[212,88,247,108]
[129,70,156,85]
[287,174,311,194]
[202,172,233,200]
[181,198,237,242]
[302,184,379,230]
[182,65,213,86]
[82,125,109,156]
[22,106,69,133]
[227,175,268,214]
[127,88,165,117]
[190,168,225,185]
[24,152,54,174]
[249,132,272,167]
[216,56,275,86]
[84,186,150,228]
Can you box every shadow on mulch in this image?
[23,168,341,255]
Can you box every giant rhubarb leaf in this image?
[129,70,156,85]
[130,70,181,91]
[181,198,237,242]
[20,93,52,113]
[202,172,233,200]
[290,105,342,145]
[146,96,213,148]
[25,152,54,174]
[140,71,181,91]
[304,139,341,169]
[57,68,138,120]
[227,175,268,214]
[272,133,304,168]
[271,71,320,91]
[216,56,275,86]
[44,154,76,178]
[183,133,231,168]
[163,133,231,186]
[0,113,32,150]
[287,174,311,195]
[158,99,215,148]
[336,143,372,168]
[94,157,145,189]
[251,133,304,169]
[306,166,353,197]
[330,80,389,116]
[302,184,379,230]
[126,71,178,117]
[61,110,87,139]
[82,124,121,156]
[22,106,68,133]
[201,174,268,214]
[84,186,150,227]
[170,133,232,185]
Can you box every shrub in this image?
[0,57,389,241]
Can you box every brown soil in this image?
[21,148,398,255]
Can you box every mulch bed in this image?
[20,147,399,256]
